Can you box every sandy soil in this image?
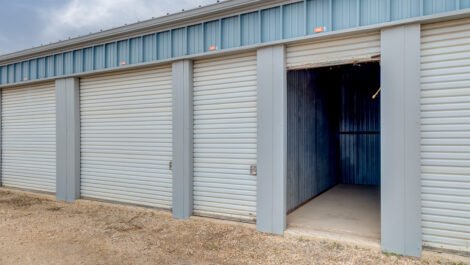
[0,188,467,265]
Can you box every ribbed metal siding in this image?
[80,66,173,209]
[1,82,56,193]
[286,32,381,69]
[421,18,470,252]
[193,53,257,222]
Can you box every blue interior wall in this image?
[339,63,381,185]
[287,62,381,212]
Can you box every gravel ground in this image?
[0,189,467,265]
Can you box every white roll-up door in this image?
[1,82,56,193]
[421,18,470,253]
[80,66,172,209]
[287,32,381,69]
[193,53,257,222]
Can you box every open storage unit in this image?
[287,62,381,240]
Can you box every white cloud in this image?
[39,0,218,42]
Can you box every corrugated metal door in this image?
[1,82,56,193]
[80,66,172,209]
[193,53,257,222]
[421,18,470,252]
[286,32,381,69]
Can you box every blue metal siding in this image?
[333,0,358,30]
[157,31,171,60]
[424,0,456,15]
[283,2,305,38]
[307,0,330,34]
[241,12,259,46]
[1,0,469,85]
[262,7,281,42]
[83,47,93,71]
[30,59,37,80]
[64,51,73,75]
[204,20,220,51]
[172,28,186,57]
[360,0,388,25]
[130,37,142,64]
[143,34,156,62]
[74,50,83,74]
[391,0,420,20]
[463,0,470,8]
[222,16,240,49]
[187,24,203,55]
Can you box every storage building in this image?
[1,0,469,257]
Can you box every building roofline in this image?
[0,0,280,62]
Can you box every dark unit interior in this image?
[287,62,381,212]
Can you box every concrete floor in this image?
[286,184,380,247]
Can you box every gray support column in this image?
[381,24,421,257]
[56,78,80,202]
[172,60,193,219]
[257,45,287,234]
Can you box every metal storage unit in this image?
[1,82,56,193]
[421,18,470,253]
[286,32,381,69]
[193,52,257,222]
[80,66,173,208]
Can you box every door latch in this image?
[169,161,173,171]
[250,165,257,176]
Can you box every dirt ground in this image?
[0,189,467,265]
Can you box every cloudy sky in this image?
[0,0,218,56]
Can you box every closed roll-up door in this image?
[80,66,172,209]
[1,82,56,193]
[287,32,381,70]
[421,18,470,252]
[193,53,257,222]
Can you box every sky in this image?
[0,0,219,56]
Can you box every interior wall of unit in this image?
[287,62,381,213]
[2,0,469,86]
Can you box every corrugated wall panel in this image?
[172,28,186,57]
[333,0,358,30]
[424,0,456,15]
[287,69,340,212]
[463,0,470,8]
[84,47,94,72]
[14,63,21,82]
[64,51,73,75]
[307,0,330,34]
[391,0,421,20]
[157,31,171,60]
[222,16,240,49]
[193,52,257,222]
[105,43,117,68]
[188,24,204,55]
[94,45,105,70]
[204,20,220,52]
[421,17,470,253]
[117,40,129,65]
[38,58,46,79]
[283,2,305,39]
[74,50,83,74]
[80,66,173,209]
[241,12,259,46]
[360,0,388,26]
[130,37,142,64]
[1,82,56,193]
[339,63,381,186]
[286,32,380,69]
[261,7,281,42]
[143,34,156,62]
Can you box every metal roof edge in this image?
[0,0,280,63]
